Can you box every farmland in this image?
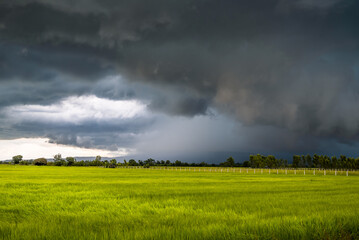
[0,165,358,240]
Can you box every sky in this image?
[1,0,359,162]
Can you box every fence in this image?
[117,166,358,176]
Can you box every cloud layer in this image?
[1,0,359,158]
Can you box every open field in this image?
[1,165,358,240]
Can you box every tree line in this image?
[248,154,359,169]
[2,154,359,169]
[3,154,238,168]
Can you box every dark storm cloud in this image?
[10,119,154,151]
[1,0,359,153]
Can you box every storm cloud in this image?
[1,0,359,158]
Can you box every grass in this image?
[0,165,358,240]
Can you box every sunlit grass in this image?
[0,165,358,239]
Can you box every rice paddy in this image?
[0,165,358,239]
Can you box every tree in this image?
[267,155,276,168]
[220,157,235,167]
[34,158,47,166]
[305,154,312,168]
[249,155,256,168]
[199,161,208,167]
[300,155,306,168]
[144,158,155,166]
[313,154,319,168]
[355,158,359,170]
[226,156,235,167]
[12,155,23,164]
[104,160,109,168]
[292,155,301,168]
[19,160,29,165]
[54,154,65,166]
[242,161,250,167]
[66,157,75,166]
[128,159,138,166]
[331,156,338,169]
[93,155,102,166]
[109,159,117,168]
[174,160,182,166]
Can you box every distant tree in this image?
[323,155,331,169]
[93,156,102,166]
[144,158,155,166]
[226,157,235,167]
[109,159,117,168]
[199,161,208,167]
[12,155,23,164]
[292,155,301,168]
[267,155,276,168]
[312,154,319,168]
[54,154,65,166]
[103,160,109,168]
[174,160,182,166]
[66,157,75,166]
[331,156,338,169]
[242,161,250,167]
[34,158,47,166]
[249,155,257,168]
[128,159,138,166]
[355,158,359,170]
[347,157,355,169]
[19,160,27,165]
[300,155,306,168]
[305,154,312,168]
[54,153,62,161]
[19,160,32,165]
[220,157,235,167]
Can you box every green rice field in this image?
[0,165,358,239]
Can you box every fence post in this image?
[304,169,305,175]
[347,170,348,176]
[313,169,315,175]
[277,169,278,174]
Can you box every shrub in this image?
[33,158,47,166]
[19,160,29,165]
[66,157,75,166]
